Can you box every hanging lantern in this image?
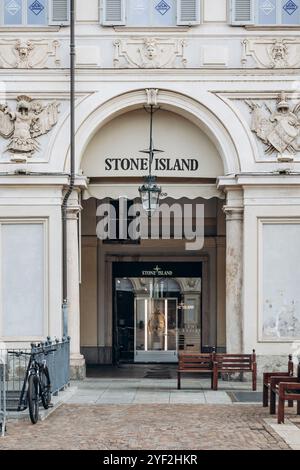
[138,105,163,217]
[138,176,162,217]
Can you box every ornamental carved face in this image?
[143,39,158,60]
[15,40,34,60]
[271,41,287,62]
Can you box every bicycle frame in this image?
[13,348,55,411]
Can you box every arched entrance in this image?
[54,88,249,373]
[79,99,228,365]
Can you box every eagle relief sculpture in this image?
[246,92,300,162]
[0,95,59,162]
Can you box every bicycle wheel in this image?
[27,374,39,424]
[40,367,51,409]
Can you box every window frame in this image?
[1,0,49,26]
[102,0,201,28]
[255,0,300,26]
[126,0,177,28]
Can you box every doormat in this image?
[144,368,172,379]
[227,391,263,403]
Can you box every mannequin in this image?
[148,307,165,350]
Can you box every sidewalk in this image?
[67,378,236,405]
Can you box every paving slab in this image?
[204,391,232,404]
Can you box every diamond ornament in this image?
[155,0,171,16]
[5,0,21,16]
[29,0,44,16]
[260,0,276,15]
[283,0,298,15]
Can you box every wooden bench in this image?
[277,382,300,424]
[270,359,300,423]
[262,355,294,407]
[177,352,215,390]
[213,351,257,391]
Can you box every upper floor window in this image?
[231,0,300,25]
[257,0,300,25]
[127,0,176,27]
[102,0,200,26]
[2,0,47,25]
[0,0,70,26]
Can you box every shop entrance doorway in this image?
[113,262,202,363]
[135,297,178,362]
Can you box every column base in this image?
[70,354,86,380]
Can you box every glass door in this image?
[134,297,178,362]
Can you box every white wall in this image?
[1,222,45,338]
[0,182,63,345]
[203,0,227,22]
[243,183,300,358]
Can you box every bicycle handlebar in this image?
[7,348,57,358]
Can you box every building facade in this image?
[0,0,300,378]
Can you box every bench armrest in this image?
[279,382,300,393]
[270,376,299,389]
[263,372,291,384]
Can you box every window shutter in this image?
[49,0,70,25]
[177,0,200,26]
[231,0,254,25]
[102,0,126,26]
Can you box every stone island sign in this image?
[142,265,173,277]
[105,157,199,172]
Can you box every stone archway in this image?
[50,88,254,174]
[60,89,252,373]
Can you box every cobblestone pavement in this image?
[0,404,293,450]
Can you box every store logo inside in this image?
[142,266,173,276]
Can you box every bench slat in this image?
[216,358,251,363]
[216,354,252,358]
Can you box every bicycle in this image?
[8,345,56,424]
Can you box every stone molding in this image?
[223,206,244,221]
[246,92,300,162]
[145,88,159,106]
[113,37,187,68]
[0,39,60,69]
[242,37,300,69]
[0,95,60,162]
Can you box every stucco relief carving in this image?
[241,38,300,69]
[113,38,186,68]
[145,89,159,106]
[246,92,300,162]
[0,95,60,162]
[0,39,60,69]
